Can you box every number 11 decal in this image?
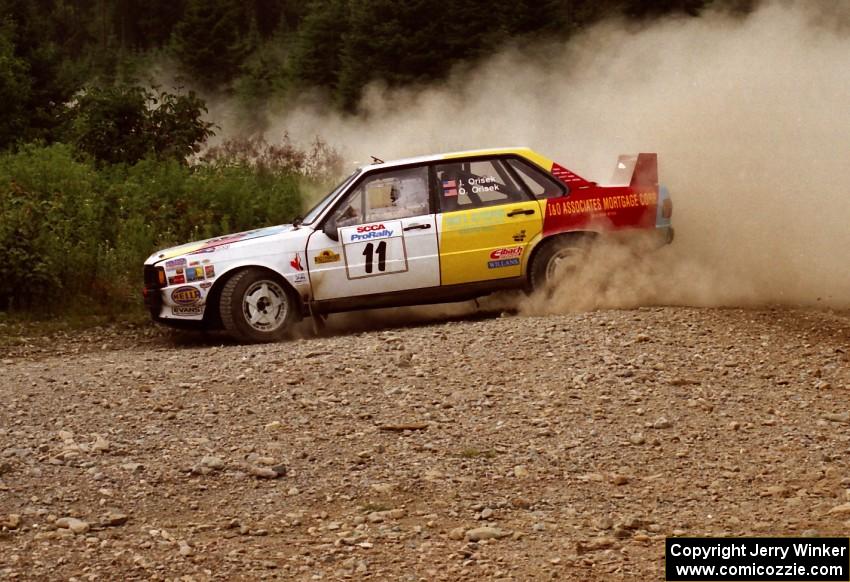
[362,241,387,274]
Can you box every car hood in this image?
[145,224,297,265]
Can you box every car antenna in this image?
[370,155,383,164]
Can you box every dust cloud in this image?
[252,1,850,313]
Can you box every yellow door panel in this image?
[439,201,543,286]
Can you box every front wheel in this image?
[219,268,297,343]
[528,237,588,291]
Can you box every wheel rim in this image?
[545,247,582,282]
[242,280,288,332]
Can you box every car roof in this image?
[357,147,554,172]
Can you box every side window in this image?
[333,166,429,227]
[435,158,529,212]
[506,158,566,199]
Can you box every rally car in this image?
[143,147,673,342]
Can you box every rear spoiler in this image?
[610,153,658,189]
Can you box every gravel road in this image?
[1,306,849,580]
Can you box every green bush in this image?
[0,141,333,315]
[68,85,215,166]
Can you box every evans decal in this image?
[172,305,203,316]
[489,247,523,260]
[171,286,201,305]
[488,258,521,269]
[351,223,393,241]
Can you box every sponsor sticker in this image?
[172,305,203,316]
[512,230,527,242]
[171,286,201,305]
[165,258,186,269]
[488,258,521,269]
[168,275,185,285]
[339,220,402,245]
[293,273,307,284]
[314,250,340,264]
[189,247,216,255]
[199,281,212,289]
[352,223,392,241]
[204,264,215,278]
[489,247,523,261]
[443,208,503,231]
[185,266,205,282]
[290,254,304,271]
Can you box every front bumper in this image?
[142,265,164,318]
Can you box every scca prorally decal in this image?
[171,286,201,305]
[350,223,394,241]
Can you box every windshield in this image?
[301,169,361,225]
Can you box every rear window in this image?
[507,158,566,199]
[435,158,529,212]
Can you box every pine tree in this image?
[290,0,349,89]
[0,19,31,149]
[171,0,253,88]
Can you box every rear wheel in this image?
[529,237,587,291]
[219,268,297,343]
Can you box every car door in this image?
[435,157,543,286]
[306,165,440,301]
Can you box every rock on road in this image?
[1,306,849,580]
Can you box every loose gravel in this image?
[1,306,849,580]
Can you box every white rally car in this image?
[143,147,673,342]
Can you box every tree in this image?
[0,19,31,149]
[69,85,214,165]
[0,0,87,144]
[336,0,501,109]
[290,0,349,89]
[171,0,253,88]
[113,0,188,50]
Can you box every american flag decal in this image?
[442,179,458,197]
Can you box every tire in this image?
[219,268,297,343]
[529,236,588,291]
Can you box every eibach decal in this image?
[488,246,523,269]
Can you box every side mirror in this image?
[322,218,339,242]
